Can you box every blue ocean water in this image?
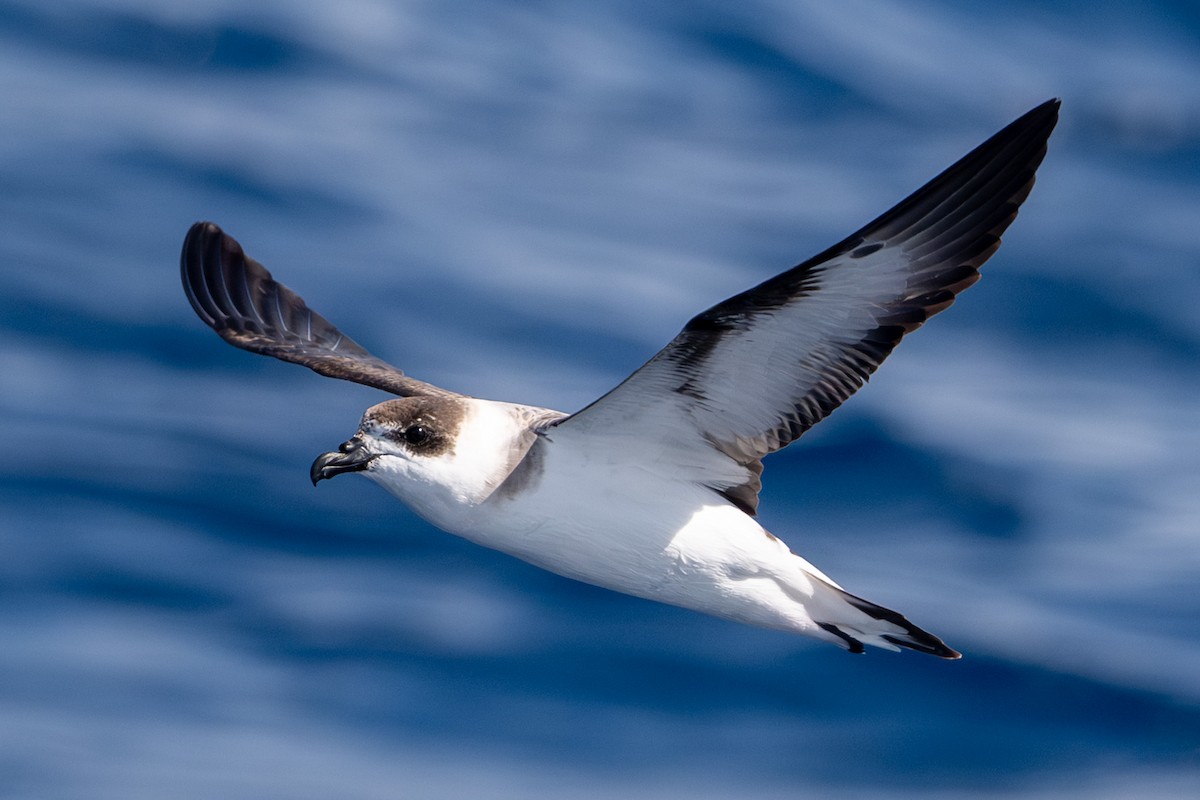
[2,1,1199,797]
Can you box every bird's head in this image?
[310,396,532,525]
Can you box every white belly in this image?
[440,441,828,633]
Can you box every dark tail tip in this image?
[843,592,963,660]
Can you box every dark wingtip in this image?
[181,220,263,334]
[180,220,294,343]
[1020,97,1061,137]
[181,220,224,326]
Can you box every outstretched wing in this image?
[181,222,459,398]
[549,100,1060,514]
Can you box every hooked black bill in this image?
[310,437,372,485]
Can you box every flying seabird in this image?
[182,99,1060,658]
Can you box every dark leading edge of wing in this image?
[553,100,1060,514]
[181,222,456,398]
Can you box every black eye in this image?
[403,425,431,446]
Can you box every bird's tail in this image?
[810,581,961,659]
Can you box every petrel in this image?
[182,100,1059,658]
